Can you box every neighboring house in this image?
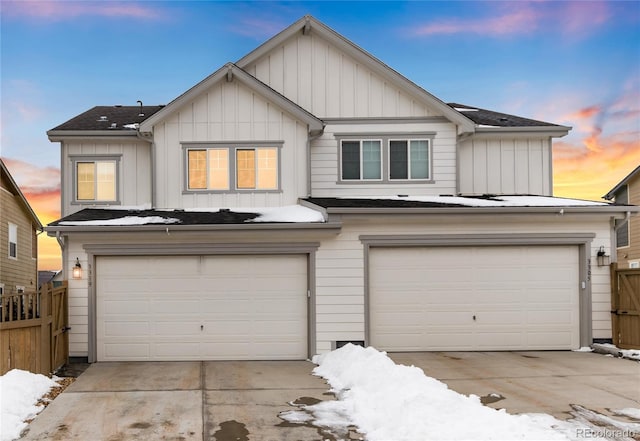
[46,16,637,362]
[1,159,42,299]
[604,165,640,268]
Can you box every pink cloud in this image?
[2,0,165,21]
[412,1,612,38]
[1,158,60,195]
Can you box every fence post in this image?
[39,283,52,374]
[610,263,619,347]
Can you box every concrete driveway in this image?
[19,352,640,441]
[390,351,640,419]
[20,361,335,441]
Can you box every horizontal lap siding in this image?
[314,215,612,353]
[310,122,458,198]
[153,80,307,209]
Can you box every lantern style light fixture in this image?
[596,246,610,267]
[72,258,82,279]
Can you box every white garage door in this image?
[97,255,307,361]
[369,246,580,351]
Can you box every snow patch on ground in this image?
[286,344,640,441]
[0,369,59,441]
[615,408,640,419]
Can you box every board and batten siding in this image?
[152,79,309,209]
[243,32,440,119]
[313,214,613,353]
[62,140,152,216]
[310,121,458,198]
[458,137,553,196]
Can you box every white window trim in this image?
[70,155,122,205]
[336,132,435,184]
[0,283,4,295]
[16,286,25,294]
[388,138,432,181]
[8,222,17,260]
[339,139,383,182]
[182,142,283,193]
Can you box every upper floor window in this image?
[8,223,17,259]
[185,143,280,192]
[341,140,382,180]
[389,140,430,180]
[71,156,120,204]
[337,134,433,183]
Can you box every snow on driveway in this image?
[280,344,640,441]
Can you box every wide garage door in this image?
[97,255,307,361]
[369,246,580,351]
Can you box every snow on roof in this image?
[59,216,181,226]
[185,205,325,222]
[353,195,609,207]
[55,205,325,226]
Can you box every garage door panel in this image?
[370,246,580,351]
[97,254,307,361]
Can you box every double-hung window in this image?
[389,139,430,180]
[8,223,17,259]
[185,144,280,192]
[341,140,382,180]
[72,157,119,203]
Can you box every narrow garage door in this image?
[369,246,580,351]
[97,255,307,361]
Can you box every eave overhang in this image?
[47,130,142,142]
[472,125,572,138]
[45,221,342,235]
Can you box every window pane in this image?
[362,141,381,179]
[208,149,229,190]
[389,141,408,179]
[77,162,95,200]
[188,150,207,189]
[341,141,360,180]
[8,223,17,258]
[237,149,256,189]
[257,148,278,189]
[96,161,116,200]
[410,140,429,179]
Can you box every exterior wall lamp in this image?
[72,258,83,279]
[596,246,610,267]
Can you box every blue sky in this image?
[1,0,639,268]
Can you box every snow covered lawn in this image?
[280,344,640,441]
[0,369,61,441]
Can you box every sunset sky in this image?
[1,0,639,270]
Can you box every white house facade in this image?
[47,16,637,362]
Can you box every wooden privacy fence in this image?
[0,281,69,375]
[610,265,640,349]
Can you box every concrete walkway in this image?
[19,352,640,440]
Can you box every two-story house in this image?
[46,16,636,363]
[1,159,42,301]
[605,164,640,268]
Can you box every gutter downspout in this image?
[136,131,155,208]
[307,126,325,197]
[611,211,631,262]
